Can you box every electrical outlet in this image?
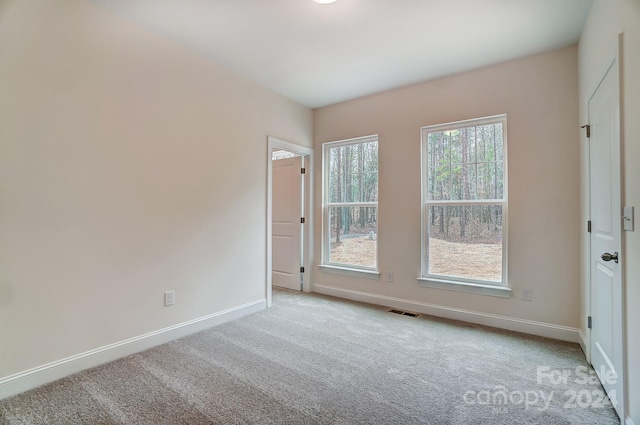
[522,288,533,302]
[386,272,394,282]
[164,291,175,306]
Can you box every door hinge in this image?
[588,220,592,233]
[581,124,591,138]
[301,167,306,174]
[588,316,592,329]
[300,217,305,224]
[300,267,305,273]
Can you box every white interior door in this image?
[272,155,303,291]
[588,49,624,418]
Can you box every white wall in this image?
[0,0,312,381]
[579,1,640,423]
[313,46,581,331]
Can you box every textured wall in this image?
[0,0,312,378]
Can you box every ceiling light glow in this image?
[313,0,337,4]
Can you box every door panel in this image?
[588,50,623,418]
[272,235,294,272]
[272,156,302,291]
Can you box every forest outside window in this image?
[322,135,378,272]
[420,115,508,292]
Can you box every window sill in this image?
[417,277,511,298]
[319,265,380,281]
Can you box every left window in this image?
[322,135,378,271]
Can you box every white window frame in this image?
[320,135,379,278]
[419,115,510,298]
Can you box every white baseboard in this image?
[312,284,580,343]
[0,299,266,401]
[627,417,636,425]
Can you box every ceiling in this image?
[91,0,592,109]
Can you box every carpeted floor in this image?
[0,289,619,424]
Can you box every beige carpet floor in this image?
[0,289,619,424]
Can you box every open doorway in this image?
[272,151,303,291]
[266,136,313,307]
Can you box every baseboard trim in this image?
[312,285,580,343]
[627,417,635,425]
[0,299,266,401]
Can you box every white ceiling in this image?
[91,0,592,109]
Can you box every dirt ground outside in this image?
[428,237,502,281]
[330,236,377,268]
[330,236,502,281]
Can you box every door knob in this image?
[601,252,619,263]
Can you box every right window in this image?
[420,114,508,289]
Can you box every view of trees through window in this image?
[424,118,506,283]
[325,138,378,269]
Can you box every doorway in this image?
[266,136,313,307]
[587,37,625,419]
[272,152,303,291]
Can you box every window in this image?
[420,115,508,293]
[322,135,378,272]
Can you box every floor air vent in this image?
[388,309,420,318]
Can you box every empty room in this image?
[0,0,638,424]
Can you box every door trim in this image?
[584,34,625,419]
[266,136,314,307]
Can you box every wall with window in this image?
[313,45,580,332]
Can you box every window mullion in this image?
[426,199,504,206]
[327,202,378,207]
